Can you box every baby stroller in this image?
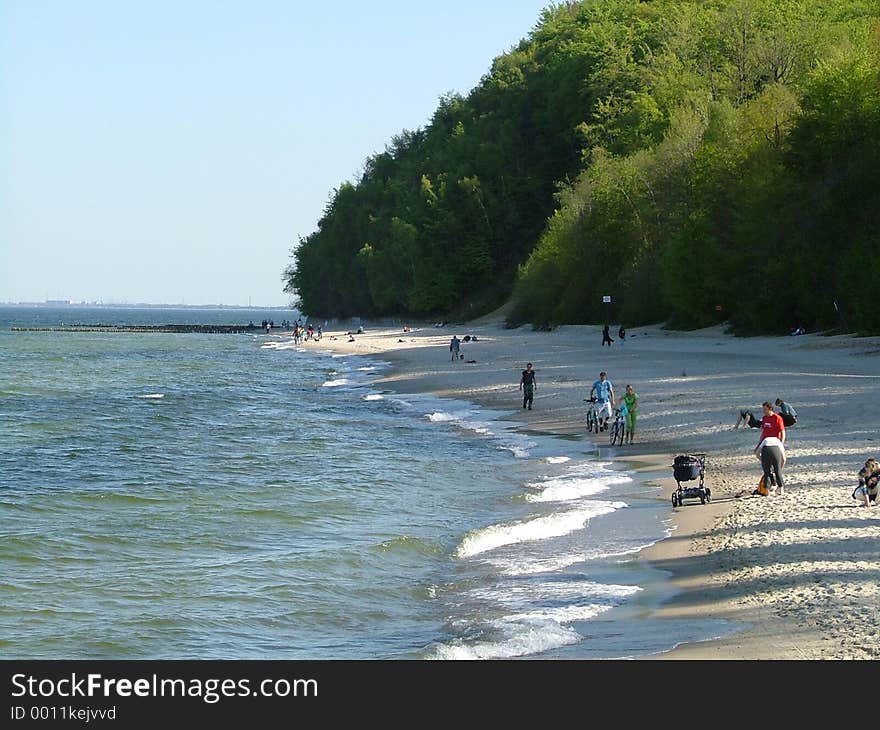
[671,453,710,507]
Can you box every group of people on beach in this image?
[733,399,796,496]
[736,399,874,505]
[751,401,789,496]
[518,366,640,444]
[290,321,321,344]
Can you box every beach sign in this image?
[602,295,611,303]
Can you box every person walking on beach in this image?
[619,384,638,444]
[590,371,615,431]
[618,325,626,346]
[774,398,797,427]
[602,324,614,347]
[450,335,461,361]
[520,363,537,410]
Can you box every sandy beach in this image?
[306,314,880,659]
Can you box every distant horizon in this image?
[1,300,297,310]
[2,2,548,309]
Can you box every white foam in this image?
[321,378,351,388]
[426,576,643,659]
[478,578,640,603]
[546,456,571,464]
[526,473,632,503]
[492,546,642,575]
[428,620,584,660]
[455,502,627,558]
[363,394,384,401]
[422,404,535,458]
[136,394,164,399]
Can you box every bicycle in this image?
[608,407,627,447]
[584,398,600,433]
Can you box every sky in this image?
[1,1,551,307]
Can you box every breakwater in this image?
[11,324,281,334]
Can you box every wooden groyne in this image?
[11,324,278,334]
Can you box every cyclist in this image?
[590,371,615,431]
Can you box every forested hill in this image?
[284,0,880,335]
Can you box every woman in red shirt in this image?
[759,401,786,443]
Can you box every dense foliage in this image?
[284,0,880,334]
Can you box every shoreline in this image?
[305,318,880,659]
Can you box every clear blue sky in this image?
[1,1,550,307]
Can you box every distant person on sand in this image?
[852,458,880,507]
[602,324,614,347]
[590,371,615,431]
[774,398,797,427]
[735,409,762,429]
[618,326,626,345]
[519,363,537,410]
[450,335,461,361]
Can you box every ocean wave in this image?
[492,546,643,575]
[426,619,584,660]
[374,536,442,556]
[525,473,631,503]
[424,579,641,659]
[455,502,627,558]
[424,407,535,458]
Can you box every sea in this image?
[0,305,739,660]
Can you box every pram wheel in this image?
[671,493,679,507]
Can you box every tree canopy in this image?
[284,0,880,335]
